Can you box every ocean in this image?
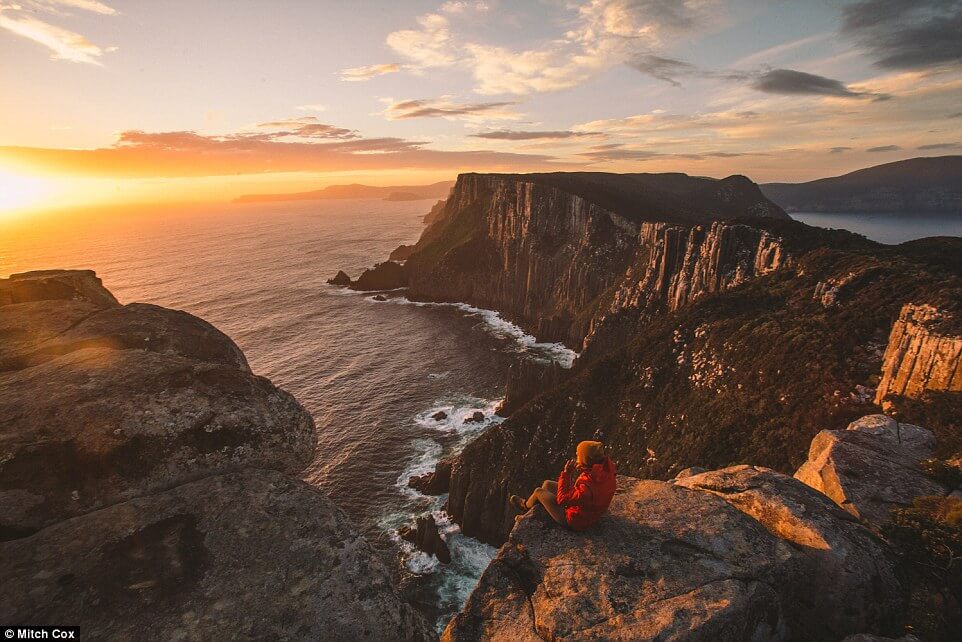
[789,212,962,244]
[0,199,574,631]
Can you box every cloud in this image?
[43,0,116,15]
[439,1,488,13]
[385,0,721,95]
[2,125,566,178]
[842,0,962,70]
[752,69,872,98]
[339,63,401,82]
[627,54,698,86]
[0,0,116,64]
[254,117,358,140]
[383,98,519,121]
[386,13,456,69]
[866,144,902,152]
[471,130,601,140]
[917,142,960,150]
[830,146,853,153]
[296,104,326,112]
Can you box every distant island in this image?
[234,180,455,204]
[760,156,962,215]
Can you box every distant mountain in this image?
[761,156,962,215]
[234,180,455,203]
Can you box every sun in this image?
[0,170,51,215]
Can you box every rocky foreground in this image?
[444,415,958,641]
[0,270,434,640]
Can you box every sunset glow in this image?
[0,170,51,215]
[0,1,960,215]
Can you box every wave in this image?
[375,295,578,368]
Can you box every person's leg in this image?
[525,486,567,525]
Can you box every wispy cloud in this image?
[1,123,566,177]
[471,129,601,140]
[383,97,520,121]
[0,0,116,64]
[917,142,960,150]
[866,144,902,152]
[253,117,358,140]
[384,0,723,95]
[830,146,853,153]
[339,62,401,82]
[295,104,326,112]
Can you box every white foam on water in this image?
[383,296,578,368]
[431,510,497,632]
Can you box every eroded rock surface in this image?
[0,270,435,640]
[794,414,948,527]
[446,469,903,642]
[0,469,433,641]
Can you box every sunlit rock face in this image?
[402,172,788,349]
[444,466,902,642]
[795,414,948,528]
[0,270,435,641]
[875,304,962,406]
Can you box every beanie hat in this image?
[576,440,605,466]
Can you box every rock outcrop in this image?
[409,457,452,495]
[875,304,962,406]
[445,467,902,642]
[327,270,352,286]
[497,358,568,416]
[1,469,433,640]
[352,260,408,291]
[399,513,452,564]
[795,414,948,528]
[0,270,434,640]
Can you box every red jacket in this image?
[556,457,616,531]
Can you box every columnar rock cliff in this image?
[0,270,434,640]
[875,304,962,406]
[396,172,789,349]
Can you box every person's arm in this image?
[557,462,593,508]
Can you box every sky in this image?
[0,0,961,213]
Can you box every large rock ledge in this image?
[442,418,951,641]
[0,270,434,640]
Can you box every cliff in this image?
[761,156,962,215]
[443,417,958,641]
[0,270,434,640]
[397,172,788,347]
[875,304,962,406]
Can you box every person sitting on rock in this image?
[509,440,616,531]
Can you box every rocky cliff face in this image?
[443,423,917,641]
[0,270,434,640]
[401,173,789,349]
[875,304,962,406]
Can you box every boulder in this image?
[373,294,387,301]
[326,270,352,287]
[463,411,485,424]
[676,465,902,639]
[351,261,407,291]
[399,513,452,564]
[408,458,453,496]
[431,411,448,421]
[445,476,793,641]
[795,415,948,528]
[674,466,707,479]
[0,469,434,641]
[445,471,904,642]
